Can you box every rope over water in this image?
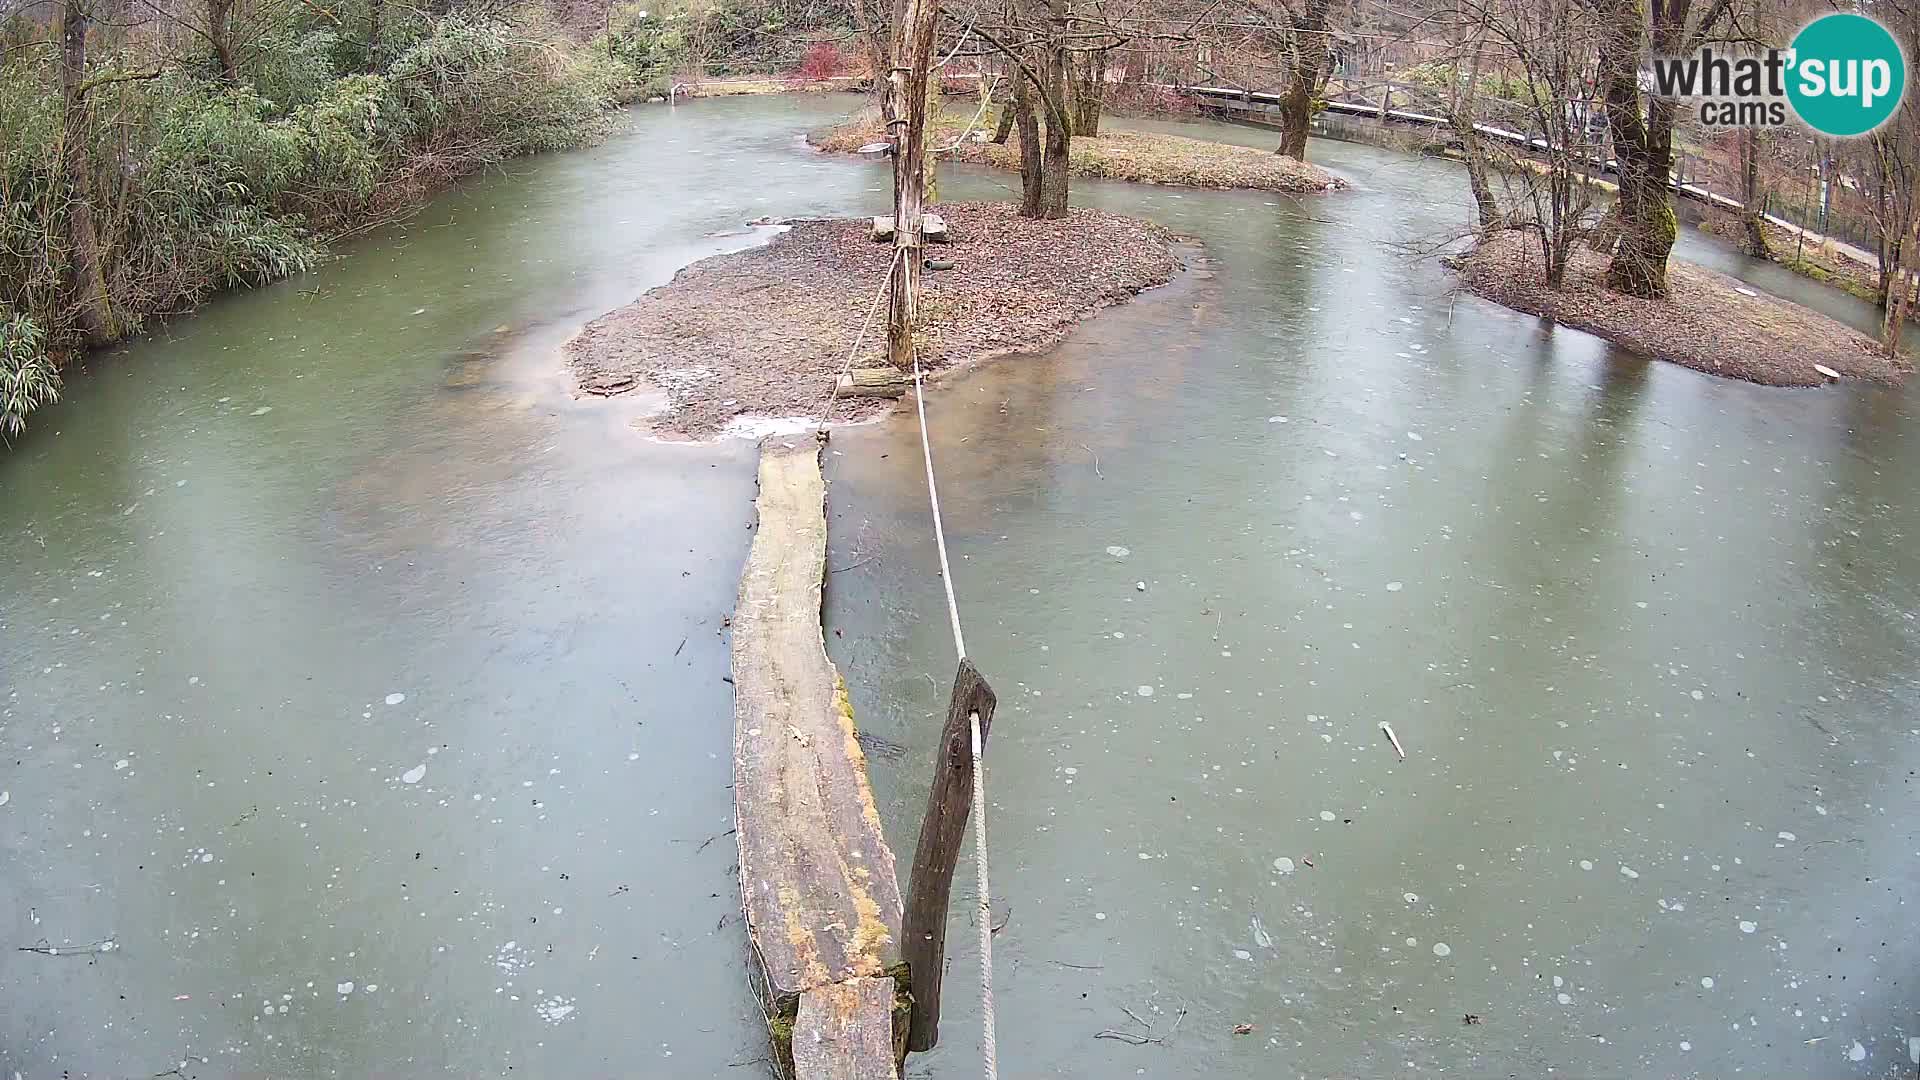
[910,340,997,1079]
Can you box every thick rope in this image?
[909,343,995,1079]
[970,712,997,1080]
[909,344,967,663]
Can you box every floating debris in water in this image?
[1848,1041,1866,1062]
[1619,866,1639,879]
[1136,685,1154,697]
[250,406,272,416]
[336,981,355,995]
[385,693,406,706]
[1251,915,1272,948]
[1431,942,1451,958]
[1106,545,1130,558]
[1272,857,1295,875]
[402,764,427,785]
[1700,976,1715,989]
[1738,920,1756,934]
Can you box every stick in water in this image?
[1379,721,1406,759]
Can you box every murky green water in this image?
[5,95,1915,1079]
[826,118,1920,1077]
[0,96,881,1078]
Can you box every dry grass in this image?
[812,108,1345,194]
[1459,230,1906,386]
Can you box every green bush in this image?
[0,311,58,441]
[0,3,625,438]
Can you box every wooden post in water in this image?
[884,0,938,371]
[900,658,996,1052]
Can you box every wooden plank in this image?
[836,367,912,399]
[792,977,901,1080]
[733,435,904,1012]
[900,658,997,1051]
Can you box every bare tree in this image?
[1585,0,1741,298]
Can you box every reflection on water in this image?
[827,118,1920,1078]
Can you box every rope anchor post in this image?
[900,657,997,1053]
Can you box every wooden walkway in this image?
[731,435,905,1079]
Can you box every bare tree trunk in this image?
[991,102,1014,142]
[1451,41,1497,230]
[1739,128,1768,257]
[59,0,116,347]
[1276,0,1330,160]
[208,0,238,80]
[1595,7,1674,297]
[1883,175,1920,355]
[883,0,937,369]
[1037,40,1071,217]
[849,0,891,89]
[1012,67,1042,215]
[366,0,383,71]
[1070,49,1103,136]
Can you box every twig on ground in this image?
[829,556,877,574]
[19,936,116,957]
[1094,1029,1155,1045]
[1080,442,1103,478]
[1049,959,1104,970]
[1099,1004,1187,1047]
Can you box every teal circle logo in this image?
[1787,13,1906,137]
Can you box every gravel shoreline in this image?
[566,202,1183,438]
[1457,230,1905,387]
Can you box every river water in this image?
[2,96,1914,1078]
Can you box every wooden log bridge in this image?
[732,434,906,1079]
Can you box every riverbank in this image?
[812,108,1345,193]
[1457,230,1904,386]
[565,201,1182,438]
[1695,207,1886,304]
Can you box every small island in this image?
[812,106,1347,195]
[566,202,1184,438]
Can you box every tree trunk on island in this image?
[883,0,937,369]
[1590,0,1724,298]
[1276,0,1329,161]
[60,0,117,347]
[1011,66,1042,215]
[1738,128,1767,257]
[1451,40,1497,230]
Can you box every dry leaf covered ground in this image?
[812,109,1346,194]
[1459,230,1905,387]
[566,202,1182,437]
